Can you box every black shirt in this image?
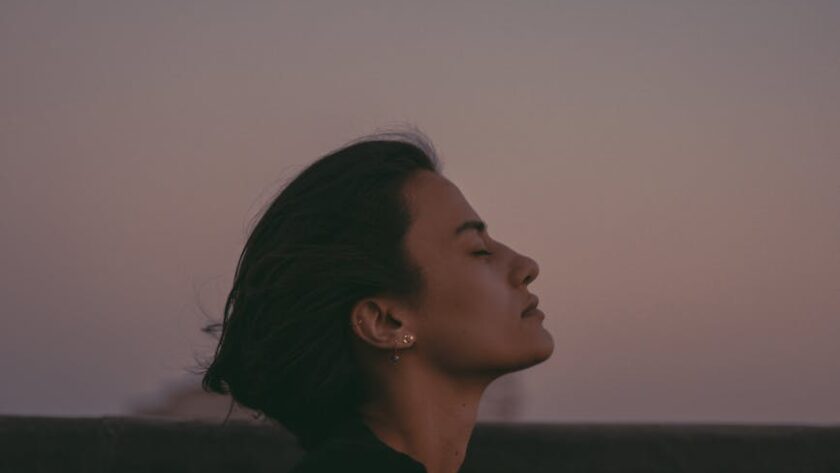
[288,416,429,473]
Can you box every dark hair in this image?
[201,130,441,450]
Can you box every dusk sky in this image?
[2,1,838,424]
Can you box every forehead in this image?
[402,171,479,244]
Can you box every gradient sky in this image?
[2,1,838,424]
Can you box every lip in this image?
[522,308,545,319]
[521,295,540,317]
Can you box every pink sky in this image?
[1,1,838,424]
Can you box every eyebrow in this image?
[454,219,487,238]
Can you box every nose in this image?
[512,253,540,287]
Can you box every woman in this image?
[202,129,554,473]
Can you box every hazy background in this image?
[2,1,838,424]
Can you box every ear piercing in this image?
[390,334,415,364]
[349,319,415,364]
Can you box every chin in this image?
[501,336,554,373]
[523,331,555,368]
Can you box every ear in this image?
[349,298,414,350]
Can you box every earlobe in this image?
[389,333,416,364]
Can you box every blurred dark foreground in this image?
[1,415,839,473]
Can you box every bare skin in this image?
[349,170,554,473]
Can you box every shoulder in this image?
[287,416,427,473]
[288,445,405,473]
[287,450,348,472]
[287,441,356,472]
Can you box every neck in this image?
[358,364,493,473]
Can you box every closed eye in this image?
[472,249,493,256]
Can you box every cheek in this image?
[417,252,513,319]
[418,271,519,365]
[429,264,507,319]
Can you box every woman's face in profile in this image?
[401,170,554,376]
